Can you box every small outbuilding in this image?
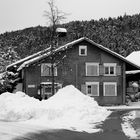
[126,51,140,98]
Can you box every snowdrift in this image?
[0,85,111,133]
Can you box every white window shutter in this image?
[99,65,104,75]
[81,84,86,94]
[116,66,121,75]
[54,66,57,76]
[87,65,91,75]
[41,64,51,76]
[91,84,98,96]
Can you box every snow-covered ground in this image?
[2,85,140,139]
[104,100,140,110]
[0,121,50,140]
[0,85,111,136]
[110,101,140,139]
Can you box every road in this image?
[0,120,50,140]
[0,110,140,140]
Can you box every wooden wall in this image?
[24,40,125,105]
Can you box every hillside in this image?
[1,13,140,67]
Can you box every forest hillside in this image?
[1,13,140,70]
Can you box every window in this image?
[41,63,57,76]
[40,83,62,99]
[86,82,99,96]
[79,45,87,56]
[103,82,117,96]
[104,63,116,76]
[86,63,99,76]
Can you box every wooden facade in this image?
[7,37,140,105]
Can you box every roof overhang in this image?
[126,70,140,75]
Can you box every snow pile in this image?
[121,111,138,139]
[0,91,41,121]
[0,85,111,133]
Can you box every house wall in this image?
[24,40,125,105]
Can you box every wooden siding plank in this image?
[81,84,86,94]
[99,65,104,75]
[122,63,126,104]
[116,65,121,75]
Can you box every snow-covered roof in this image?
[10,37,140,71]
[56,28,67,33]
[126,51,140,66]
[17,51,51,71]
[126,70,140,75]
[6,47,51,70]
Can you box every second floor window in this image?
[86,63,99,76]
[79,45,87,56]
[104,63,116,76]
[41,63,57,76]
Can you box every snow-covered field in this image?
[0,85,111,135]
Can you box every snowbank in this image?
[128,101,140,107]
[0,85,111,133]
[121,111,138,139]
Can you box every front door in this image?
[40,83,62,100]
[41,86,52,99]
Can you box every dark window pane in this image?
[81,49,85,55]
[87,85,92,94]
[110,66,114,74]
[105,67,109,74]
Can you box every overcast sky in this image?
[0,0,140,34]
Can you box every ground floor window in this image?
[40,82,62,99]
[103,63,116,76]
[103,82,117,96]
[86,63,99,76]
[86,82,99,96]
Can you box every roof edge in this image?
[10,37,140,71]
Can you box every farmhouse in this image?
[7,37,140,105]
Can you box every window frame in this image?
[86,62,99,76]
[41,63,57,76]
[103,63,116,76]
[79,45,87,56]
[86,82,99,96]
[103,82,117,96]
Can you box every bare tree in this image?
[44,0,66,27]
[44,0,67,96]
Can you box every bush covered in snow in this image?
[0,71,19,94]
